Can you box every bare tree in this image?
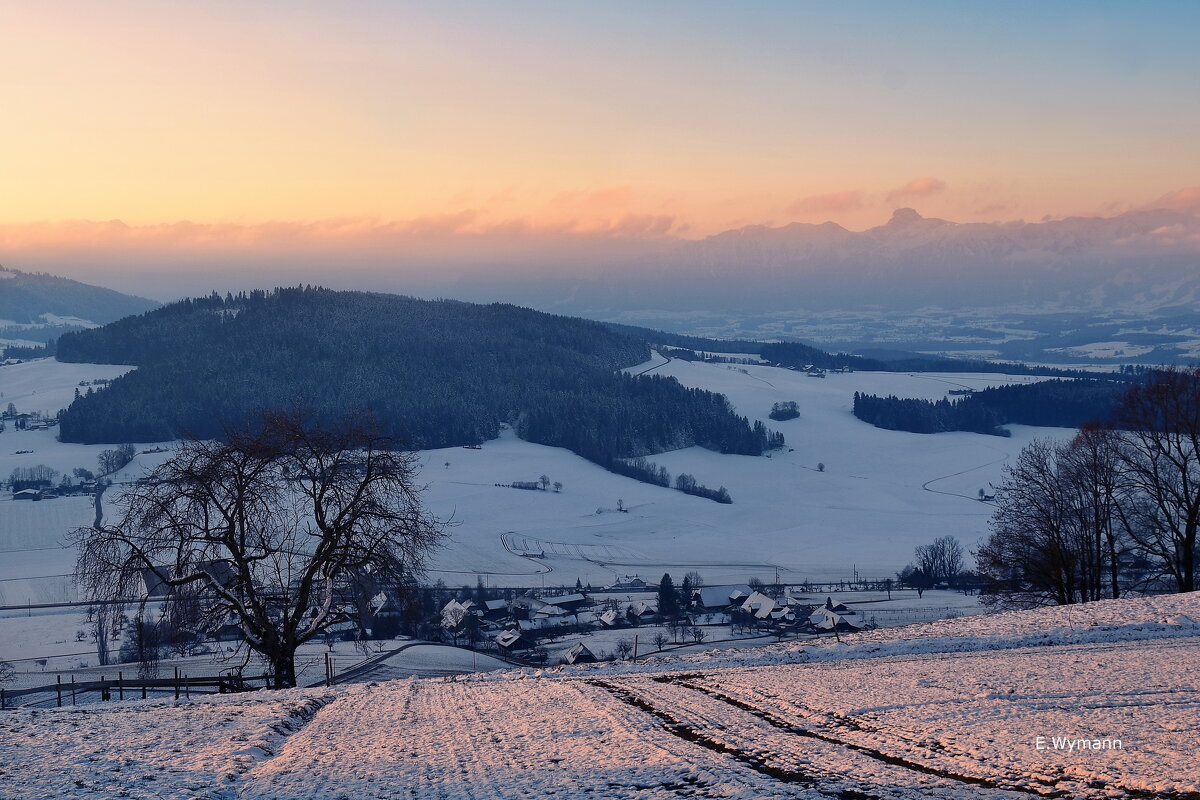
[614,638,633,660]
[72,411,444,688]
[978,437,1124,608]
[1061,425,1127,600]
[652,631,669,651]
[1115,367,1200,593]
[690,626,707,644]
[86,604,120,667]
[97,444,136,477]
[0,660,15,685]
[913,536,964,586]
[539,474,550,491]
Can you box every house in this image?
[494,629,534,655]
[808,604,864,632]
[596,609,620,628]
[370,591,402,617]
[560,641,597,665]
[480,598,510,621]
[541,593,592,614]
[606,575,650,591]
[441,599,478,630]
[740,590,777,620]
[693,584,753,612]
[626,600,657,623]
[12,489,41,501]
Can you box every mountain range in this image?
[553,207,1200,314]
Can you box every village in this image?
[430,576,873,666]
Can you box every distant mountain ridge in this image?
[0,266,158,346]
[642,207,1200,311]
[496,206,1199,320]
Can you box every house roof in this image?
[562,641,595,664]
[542,593,588,606]
[694,584,753,609]
[740,590,777,619]
[494,630,525,648]
[809,606,863,630]
[627,600,657,617]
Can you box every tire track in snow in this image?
[664,675,1060,797]
[586,678,861,798]
[592,675,1062,799]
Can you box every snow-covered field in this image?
[0,358,133,417]
[1,355,1067,669]
[414,356,1067,588]
[2,592,1196,799]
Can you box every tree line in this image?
[852,379,1127,436]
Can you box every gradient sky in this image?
[2,1,1198,294]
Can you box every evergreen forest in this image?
[56,288,781,469]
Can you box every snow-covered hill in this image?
[0,267,157,348]
[2,592,1196,799]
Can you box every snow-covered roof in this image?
[740,591,777,619]
[627,600,657,617]
[562,641,595,664]
[694,584,752,609]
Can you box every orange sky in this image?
[2,2,1198,267]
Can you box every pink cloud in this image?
[786,190,864,216]
[886,176,947,202]
[1148,186,1200,213]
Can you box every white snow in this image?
[0,357,134,418]
[2,592,1196,798]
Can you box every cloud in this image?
[1147,186,1200,213]
[786,190,864,216]
[886,176,947,202]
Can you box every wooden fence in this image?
[0,666,272,709]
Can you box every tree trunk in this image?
[270,647,299,689]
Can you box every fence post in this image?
[141,682,147,700]
[184,674,190,700]
[118,671,123,701]
[2,688,6,710]
[70,675,76,706]
[174,667,180,700]
[56,675,62,708]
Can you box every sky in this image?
[2,1,1198,298]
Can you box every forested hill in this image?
[56,288,780,464]
[0,267,158,349]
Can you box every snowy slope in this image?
[2,592,1196,799]
[411,359,1068,587]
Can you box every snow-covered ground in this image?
[414,357,1067,588]
[2,592,1196,799]
[1,355,1066,670]
[0,357,133,417]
